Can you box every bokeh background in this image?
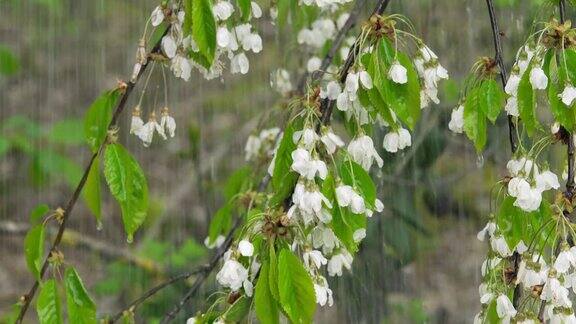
[0,0,560,322]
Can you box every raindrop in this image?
[476,154,485,168]
[96,221,103,231]
[126,234,134,244]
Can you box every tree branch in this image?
[158,1,392,322]
[14,26,170,323]
[485,0,527,308]
[320,0,392,125]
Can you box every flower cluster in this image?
[130,106,176,147]
[244,127,282,162]
[506,157,559,212]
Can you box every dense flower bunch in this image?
[453,16,576,324]
[129,0,264,147]
[191,12,448,324]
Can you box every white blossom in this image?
[505,96,519,117]
[490,235,512,257]
[160,107,176,138]
[151,6,165,26]
[231,52,250,74]
[327,251,353,277]
[130,106,144,135]
[496,294,517,321]
[335,185,365,214]
[303,250,327,269]
[314,277,333,307]
[213,1,234,21]
[383,128,411,153]
[348,135,384,171]
[320,129,344,154]
[161,35,177,59]
[238,240,254,257]
[291,148,327,180]
[505,73,521,95]
[216,259,248,291]
[307,57,322,73]
[530,67,548,90]
[250,1,262,18]
[448,105,464,133]
[388,60,408,84]
[561,84,576,106]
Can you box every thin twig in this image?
[320,0,392,125]
[0,221,163,273]
[108,269,206,323]
[485,0,526,308]
[14,27,170,323]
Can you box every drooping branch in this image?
[486,0,518,154]
[14,27,170,323]
[484,0,526,308]
[158,1,392,322]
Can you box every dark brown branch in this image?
[14,27,170,323]
[485,0,526,308]
[486,0,518,154]
[108,269,206,323]
[320,0,392,125]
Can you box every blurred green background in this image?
[0,0,565,322]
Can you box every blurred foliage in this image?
[94,238,207,321]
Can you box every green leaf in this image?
[374,40,421,129]
[518,64,539,136]
[237,0,251,21]
[82,158,102,225]
[37,279,63,324]
[104,143,148,241]
[30,204,50,225]
[84,90,120,152]
[224,165,251,200]
[271,120,301,205]
[255,261,280,324]
[562,49,576,85]
[208,202,232,244]
[549,49,576,130]
[0,44,20,76]
[268,243,279,301]
[226,296,252,322]
[24,224,45,280]
[64,267,97,324]
[497,196,552,249]
[463,86,487,152]
[479,79,504,123]
[278,249,316,324]
[191,0,217,65]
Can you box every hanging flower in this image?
[150,6,165,27]
[529,66,548,90]
[238,240,254,257]
[347,135,383,171]
[291,148,328,180]
[130,105,144,135]
[388,60,408,84]
[496,294,517,321]
[560,84,576,106]
[216,259,248,291]
[160,107,176,138]
[383,128,411,153]
[448,105,464,134]
[320,128,344,154]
